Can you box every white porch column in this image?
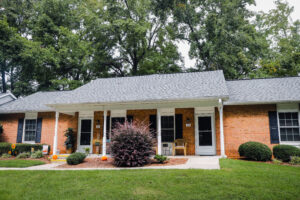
[157,109,162,155]
[218,99,226,158]
[53,111,59,155]
[102,110,107,156]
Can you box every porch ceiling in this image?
[51,99,220,112]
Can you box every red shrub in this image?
[110,121,154,167]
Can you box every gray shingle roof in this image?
[225,77,300,105]
[50,70,229,105]
[0,91,71,113]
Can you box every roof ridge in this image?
[226,75,300,82]
[91,70,224,81]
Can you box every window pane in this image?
[279,120,285,126]
[292,120,299,126]
[24,120,36,141]
[279,113,285,119]
[292,113,298,119]
[161,116,174,129]
[162,130,174,142]
[111,117,125,130]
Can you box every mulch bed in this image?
[57,157,188,168]
[0,156,51,163]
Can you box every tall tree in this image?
[84,0,183,76]
[253,0,300,77]
[159,0,268,79]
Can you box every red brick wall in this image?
[175,108,195,155]
[221,104,276,158]
[0,112,78,154]
[0,113,25,143]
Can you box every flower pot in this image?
[66,148,72,154]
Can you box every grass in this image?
[0,159,299,200]
[0,159,45,168]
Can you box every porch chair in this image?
[172,139,187,156]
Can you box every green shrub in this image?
[154,155,168,163]
[272,158,282,165]
[1,153,11,158]
[238,141,272,161]
[0,142,11,155]
[15,144,42,153]
[290,156,300,165]
[66,152,86,165]
[16,152,30,159]
[273,145,300,162]
[31,150,43,159]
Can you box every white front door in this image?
[77,119,93,153]
[195,114,216,155]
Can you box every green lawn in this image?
[0,159,299,200]
[0,159,45,168]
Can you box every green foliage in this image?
[273,145,300,162]
[0,0,299,95]
[289,156,300,165]
[64,128,75,150]
[66,152,86,165]
[0,142,11,155]
[16,152,30,159]
[154,155,168,163]
[1,153,11,158]
[15,144,43,153]
[272,158,282,165]
[31,150,43,159]
[238,141,272,161]
[0,160,45,168]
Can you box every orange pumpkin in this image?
[52,155,58,160]
[101,156,108,161]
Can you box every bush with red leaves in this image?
[110,121,154,167]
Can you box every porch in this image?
[52,99,226,157]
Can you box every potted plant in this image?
[64,128,75,154]
[85,147,90,155]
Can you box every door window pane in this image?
[198,117,212,146]
[80,120,91,145]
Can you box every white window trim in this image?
[277,109,300,145]
[160,115,176,143]
[22,116,38,144]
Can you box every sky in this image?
[179,0,300,69]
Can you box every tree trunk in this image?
[10,66,14,92]
[1,61,7,93]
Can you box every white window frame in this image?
[161,115,176,143]
[22,113,38,144]
[277,104,300,145]
[159,108,176,143]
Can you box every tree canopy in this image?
[0,0,299,96]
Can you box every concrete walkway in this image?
[0,156,220,170]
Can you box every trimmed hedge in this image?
[15,144,43,153]
[238,141,272,161]
[0,143,45,155]
[66,152,86,165]
[273,145,300,162]
[0,143,11,155]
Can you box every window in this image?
[279,112,300,142]
[161,116,174,142]
[24,119,37,142]
[110,117,125,139]
[80,119,92,145]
